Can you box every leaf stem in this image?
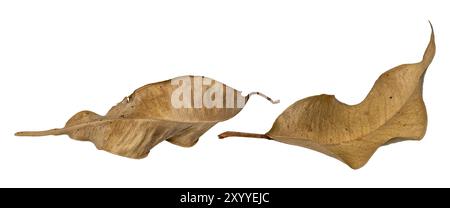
[218,131,271,140]
[15,128,66,137]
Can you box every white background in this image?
[1,0,449,188]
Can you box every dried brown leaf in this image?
[16,76,278,158]
[219,25,435,169]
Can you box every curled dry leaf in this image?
[16,76,278,159]
[219,25,435,169]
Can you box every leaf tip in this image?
[421,20,436,67]
[246,92,280,104]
